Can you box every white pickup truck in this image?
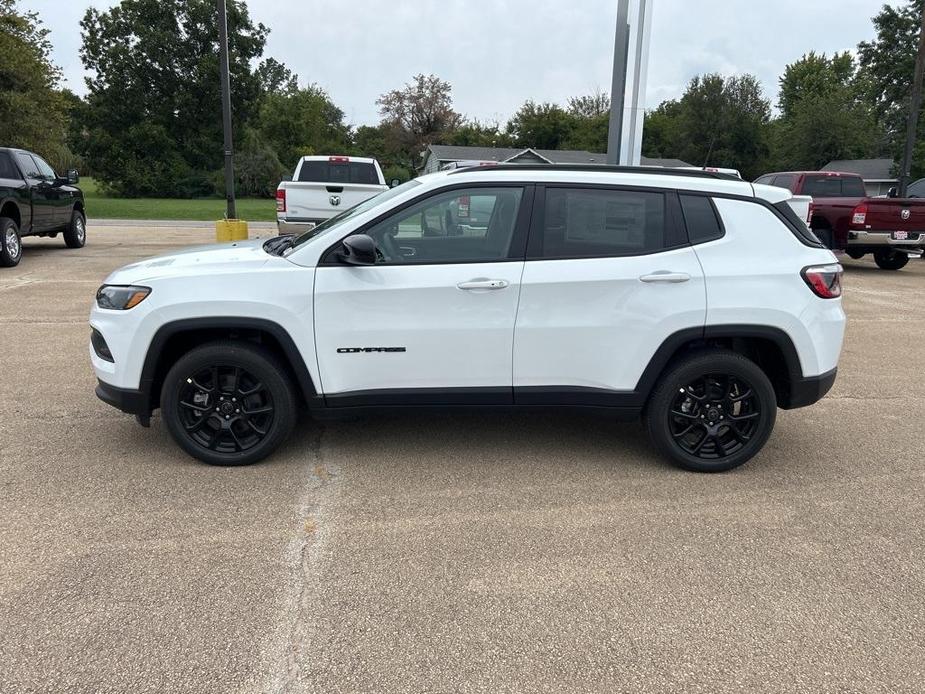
[276,156,389,235]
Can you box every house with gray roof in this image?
[822,159,896,197]
[422,144,692,175]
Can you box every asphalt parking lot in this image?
[1,225,924,693]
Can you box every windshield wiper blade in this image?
[263,236,294,256]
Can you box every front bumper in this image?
[95,379,149,416]
[848,230,925,255]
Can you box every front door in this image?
[513,185,707,401]
[313,185,532,405]
[14,152,56,232]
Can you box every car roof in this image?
[420,164,756,197]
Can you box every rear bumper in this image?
[781,368,837,409]
[277,219,323,235]
[95,379,149,416]
[848,230,925,255]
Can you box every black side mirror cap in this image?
[390,178,401,188]
[339,234,378,265]
[887,186,898,198]
[66,169,79,184]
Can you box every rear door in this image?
[313,185,531,403]
[14,152,55,231]
[512,185,706,402]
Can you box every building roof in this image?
[822,158,895,181]
[426,144,691,169]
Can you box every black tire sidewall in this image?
[64,211,86,248]
[874,250,908,270]
[646,351,777,473]
[160,342,296,466]
[0,217,22,267]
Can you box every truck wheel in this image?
[0,217,22,267]
[645,350,777,473]
[873,249,909,271]
[160,341,297,466]
[846,250,865,260]
[63,210,86,248]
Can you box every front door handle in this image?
[639,272,691,283]
[457,279,509,291]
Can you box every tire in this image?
[645,350,777,473]
[160,341,297,466]
[873,249,908,270]
[0,217,22,267]
[846,249,865,260]
[63,210,86,248]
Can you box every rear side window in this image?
[679,194,724,244]
[537,188,681,258]
[772,174,796,191]
[0,153,19,179]
[802,175,865,197]
[298,161,379,184]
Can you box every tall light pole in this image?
[606,0,631,165]
[899,7,925,197]
[217,0,236,219]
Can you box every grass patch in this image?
[80,178,276,222]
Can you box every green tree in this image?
[79,0,268,197]
[857,0,925,178]
[772,52,881,170]
[444,120,512,148]
[376,74,462,164]
[0,0,69,162]
[505,101,576,150]
[642,100,682,159]
[563,92,610,152]
[257,84,351,170]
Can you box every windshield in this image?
[288,179,422,249]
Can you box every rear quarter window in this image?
[679,194,724,244]
[298,161,379,184]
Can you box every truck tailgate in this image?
[282,182,386,221]
[863,199,925,232]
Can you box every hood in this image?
[104,239,275,284]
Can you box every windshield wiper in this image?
[263,236,294,256]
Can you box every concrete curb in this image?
[88,218,277,229]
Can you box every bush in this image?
[382,165,412,185]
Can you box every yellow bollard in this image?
[215,219,248,242]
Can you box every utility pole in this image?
[606,0,631,165]
[899,5,925,197]
[217,0,236,219]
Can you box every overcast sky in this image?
[21,0,894,126]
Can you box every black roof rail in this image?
[446,163,741,181]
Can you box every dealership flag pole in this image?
[899,7,925,197]
[218,0,236,219]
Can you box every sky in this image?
[20,0,896,127]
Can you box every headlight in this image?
[96,285,151,310]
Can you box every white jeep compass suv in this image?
[90,165,845,472]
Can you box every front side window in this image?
[772,174,796,191]
[538,188,673,258]
[32,155,56,180]
[15,153,41,179]
[362,187,524,264]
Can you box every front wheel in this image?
[873,249,909,270]
[0,217,22,267]
[161,341,297,466]
[63,210,86,248]
[645,350,777,472]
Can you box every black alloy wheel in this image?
[161,341,296,466]
[646,350,777,472]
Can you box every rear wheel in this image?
[63,210,86,248]
[0,217,22,267]
[645,350,777,473]
[873,249,908,270]
[161,341,297,466]
[846,249,865,260]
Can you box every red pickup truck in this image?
[754,170,925,270]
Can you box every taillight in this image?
[851,203,867,226]
[802,263,843,299]
[276,188,286,213]
[329,156,350,163]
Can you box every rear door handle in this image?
[457,279,509,291]
[639,272,691,283]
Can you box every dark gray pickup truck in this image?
[0,147,86,267]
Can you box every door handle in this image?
[457,279,509,291]
[639,272,691,283]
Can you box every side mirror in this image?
[390,178,401,188]
[887,186,898,198]
[339,234,378,265]
[66,169,79,185]
[281,174,292,182]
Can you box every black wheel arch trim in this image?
[138,317,318,414]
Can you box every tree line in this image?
[0,0,921,198]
